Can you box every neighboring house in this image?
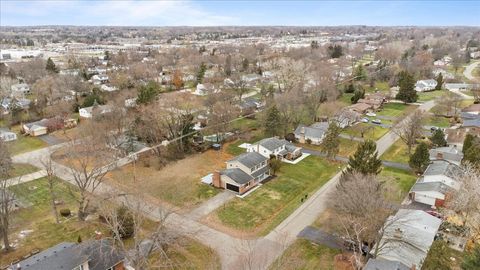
[79,104,112,118]
[22,119,49,137]
[332,109,360,128]
[432,69,454,80]
[100,84,118,92]
[445,83,479,92]
[429,146,463,165]
[463,118,480,128]
[91,74,109,85]
[212,152,270,194]
[9,240,125,270]
[462,103,480,115]
[348,102,372,114]
[294,122,329,144]
[1,97,31,112]
[409,181,451,207]
[194,83,216,96]
[247,137,302,161]
[10,83,30,97]
[421,160,463,190]
[356,92,387,111]
[373,209,442,270]
[364,258,410,270]
[0,128,17,141]
[415,79,437,92]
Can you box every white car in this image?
[372,119,382,124]
[361,118,369,123]
[366,112,376,117]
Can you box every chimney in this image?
[393,228,403,239]
[212,171,222,188]
[437,152,444,160]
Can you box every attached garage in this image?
[410,181,448,207]
[226,183,240,193]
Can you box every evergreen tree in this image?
[351,88,365,104]
[464,145,480,168]
[462,245,480,270]
[225,55,232,76]
[328,44,344,58]
[435,72,444,90]
[264,105,282,137]
[462,134,476,154]
[344,83,355,94]
[137,81,159,104]
[196,63,207,85]
[46,57,58,73]
[116,206,135,239]
[409,142,430,172]
[430,129,447,147]
[354,65,367,81]
[396,70,418,103]
[242,58,249,71]
[320,122,341,159]
[345,140,382,175]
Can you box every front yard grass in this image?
[269,239,341,270]
[107,150,230,210]
[424,114,451,128]
[299,138,360,158]
[8,163,40,178]
[380,167,417,199]
[381,139,410,164]
[417,90,447,102]
[6,135,47,155]
[215,156,341,235]
[377,103,418,118]
[342,123,389,141]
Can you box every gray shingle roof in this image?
[251,165,269,178]
[424,160,463,179]
[364,259,410,270]
[230,152,267,168]
[463,118,480,128]
[410,181,449,194]
[221,168,253,185]
[256,137,286,151]
[294,123,328,139]
[429,147,463,164]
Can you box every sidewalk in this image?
[4,170,47,188]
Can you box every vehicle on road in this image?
[361,118,369,123]
[366,112,377,117]
[372,119,382,124]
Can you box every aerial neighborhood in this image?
[1,3,480,270]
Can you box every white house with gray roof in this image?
[409,181,451,207]
[212,152,270,194]
[415,79,437,92]
[247,137,302,161]
[429,146,463,165]
[422,160,463,190]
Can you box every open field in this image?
[213,156,341,236]
[107,150,230,210]
[299,138,360,158]
[7,163,40,179]
[342,123,389,141]
[377,103,418,118]
[380,167,417,198]
[425,114,451,128]
[269,239,342,270]
[6,135,47,155]
[381,139,411,164]
[417,90,447,102]
[365,81,390,93]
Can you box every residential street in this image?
[9,99,439,270]
[463,61,479,82]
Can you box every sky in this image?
[1,0,479,27]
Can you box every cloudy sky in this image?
[1,0,479,26]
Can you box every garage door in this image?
[414,194,435,206]
[226,183,240,193]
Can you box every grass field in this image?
[342,123,389,141]
[6,135,47,155]
[381,139,411,164]
[300,138,360,158]
[417,90,447,102]
[107,150,229,210]
[380,167,417,199]
[215,156,341,235]
[7,163,40,179]
[377,103,418,118]
[365,81,390,93]
[424,115,451,128]
[269,239,341,270]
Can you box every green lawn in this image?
[381,139,410,164]
[230,118,260,132]
[417,90,447,102]
[299,138,360,158]
[425,115,451,128]
[342,123,389,141]
[215,156,341,235]
[377,103,417,118]
[7,163,40,178]
[380,167,417,199]
[6,135,47,155]
[269,239,341,270]
[366,81,390,93]
[338,93,354,106]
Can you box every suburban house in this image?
[372,209,442,270]
[415,79,437,92]
[432,68,454,80]
[445,83,478,92]
[91,74,109,85]
[421,160,463,190]
[9,240,125,270]
[10,83,30,97]
[247,137,302,161]
[409,181,451,207]
[356,92,386,111]
[79,104,112,118]
[100,84,118,92]
[348,102,372,114]
[332,109,360,128]
[22,119,49,136]
[194,83,216,96]
[462,103,480,116]
[0,128,17,142]
[429,146,463,165]
[364,259,410,270]
[294,122,329,144]
[212,152,270,194]
[1,97,31,112]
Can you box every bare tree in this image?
[447,163,479,227]
[392,109,425,154]
[0,140,13,252]
[41,155,59,224]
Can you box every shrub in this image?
[306,138,312,144]
[60,208,71,217]
[116,206,135,239]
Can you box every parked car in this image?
[366,112,377,117]
[372,119,382,124]
[425,210,444,220]
[361,118,369,123]
[430,126,439,132]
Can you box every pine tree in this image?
[464,145,480,168]
[137,81,159,104]
[264,105,282,137]
[320,123,341,159]
[351,88,365,104]
[46,57,58,73]
[345,140,382,175]
[225,55,232,76]
[409,142,430,172]
[196,63,207,85]
[354,65,367,81]
[430,129,447,147]
[462,134,476,154]
[435,72,444,90]
[242,58,249,72]
[396,70,418,103]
